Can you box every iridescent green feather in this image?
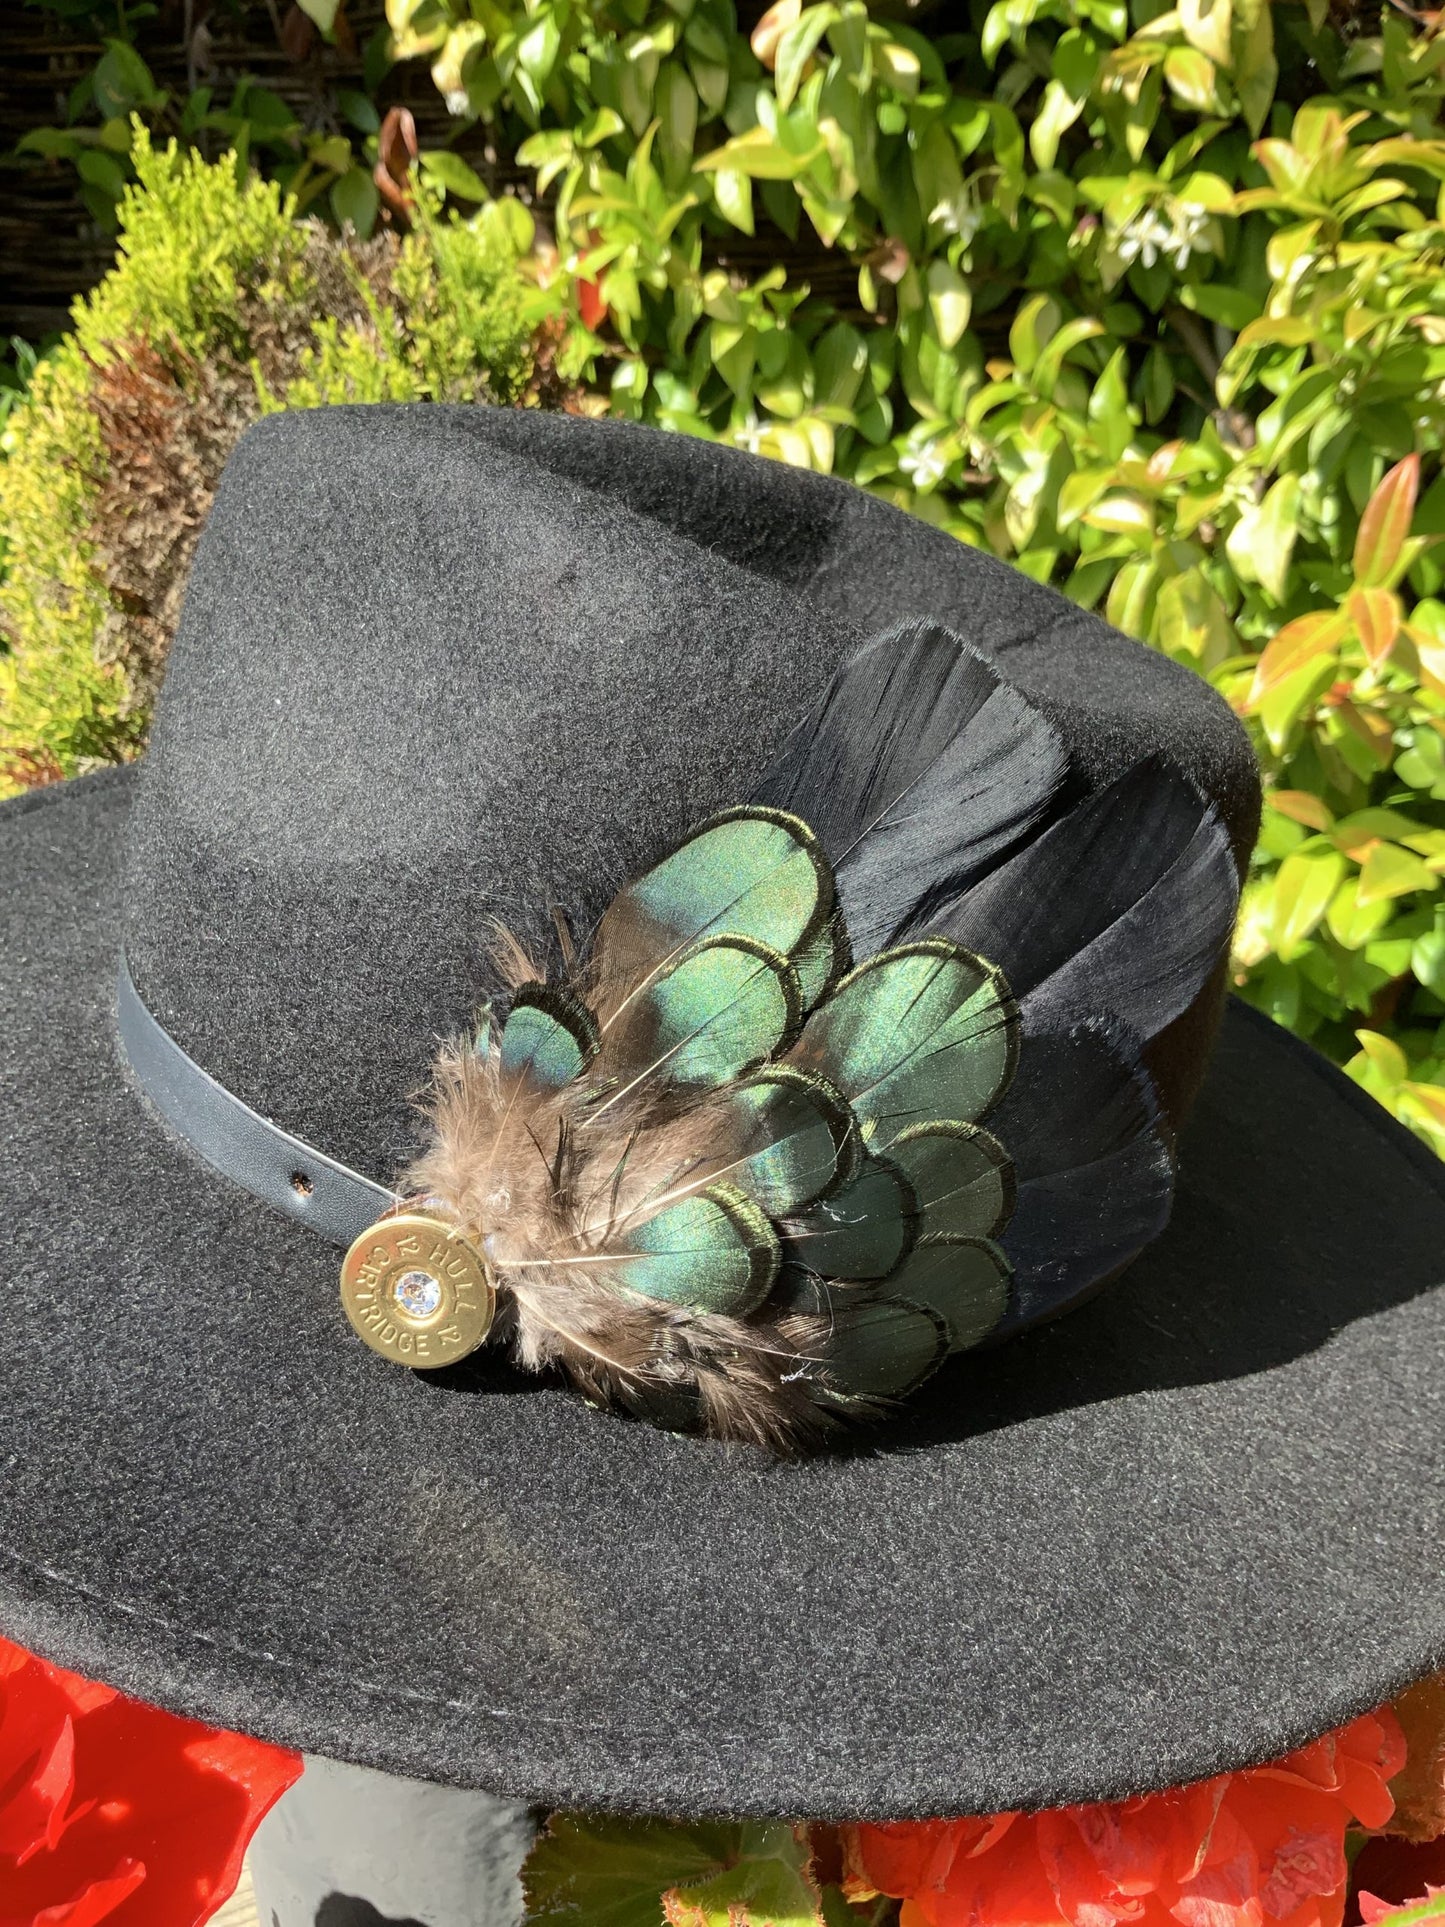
[596,807,843,1012]
[609,1182,780,1317]
[790,939,1017,1145]
[621,935,800,1090]
[888,1121,1012,1242]
[457,806,1019,1437]
[499,984,599,1089]
[785,1156,915,1281]
[776,1272,950,1400]
[824,1296,949,1398]
[717,1067,856,1217]
[887,1239,1011,1351]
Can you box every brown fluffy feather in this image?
[405,1011,842,1452]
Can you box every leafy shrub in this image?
[0,125,563,791]
[381,0,1445,1151]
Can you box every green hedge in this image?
[0,126,555,789]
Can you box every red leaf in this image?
[1354,454,1420,588]
[1249,608,1351,703]
[1349,586,1403,667]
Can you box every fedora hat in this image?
[2,403,1443,1822]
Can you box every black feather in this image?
[989,1021,1173,1329]
[919,757,1239,1043]
[750,619,1068,958]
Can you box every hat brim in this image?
[4,766,1444,1822]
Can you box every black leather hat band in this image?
[115,953,398,1246]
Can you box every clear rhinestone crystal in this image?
[393,1269,443,1320]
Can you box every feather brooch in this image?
[339,620,1241,1452]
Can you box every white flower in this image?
[1167,203,1211,270]
[444,87,469,116]
[1114,201,1212,273]
[899,440,949,489]
[1115,208,1174,269]
[931,195,983,245]
[734,415,768,455]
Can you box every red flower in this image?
[846,1710,1408,1927]
[0,1632,301,1927]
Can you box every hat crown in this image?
[120,405,1258,1182]
[119,408,864,1176]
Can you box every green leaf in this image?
[1087,346,1133,461]
[1179,0,1233,66]
[1352,1028,1410,1090]
[525,1818,764,1927]
[1396,729,1445,801]
[1033,315,1107,397]
[1084,493,1152,536]
[337,88,381,135]
[524,1818,823,1927]
[775,7,838,112]
[330,167,379,237]
[93,40,163,116]
[1272,846,1347,961]
[1326,876,1394,951]
[1233,0,1277,136]
[1164,47,1222,114]
[664,1823,822,1926]
[577,107,626,147]
[1157,567,1234,664]
[1357,842,1437,906]
[1180,282,1260,330]
[305,134,353,176]
[1007,293,1062,377]
[1249,608,1350,703]
[1254,474,1301,603]
[813,321,868,410]
[713,167,755,234]
[17,129,84,160]
[821,1889,873,1927]
[926,261,971,351]
[656,63,699,176]
[296,0,341,28]
[74,148,128,201]
[1412,913,1445,997]
[1054,28,1103,98]
[1029,78,1083,171]
[711,320,757,396]
[420,150,492,201]
[875,38,922,95]
[697,128,824,180]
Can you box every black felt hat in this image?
[3,404,1444,1824]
